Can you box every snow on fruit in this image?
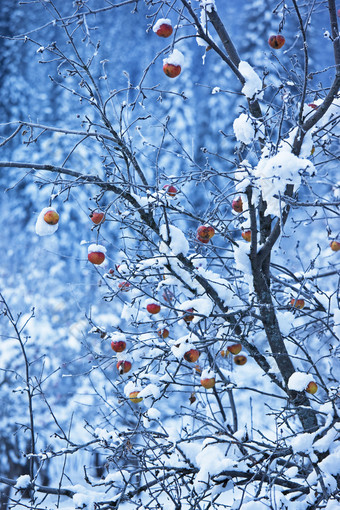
[200,369,215,389]
[88,244,106,265]
[153,18,173,38]
[163,49,184,78]
[35,207,60,236]
[268,35,285,49]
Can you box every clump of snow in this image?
[73,492,96,509]
[35,207,59,236]
[139,383,161,400]
[124,380,142,396]
[212,87,220,94]
[287,371,314,391]
[147,407,161,420]
[194,443,241,494]
[233,114,256,145]
[200,367,215,380]
[233,115,265,146]
[163,49,184,67]
[253,149,314,217]
[285,466,298,478]
[159,224,189,256]
[290,432,315,454]
[104,469,129,485]
[14,475,31,489]
[94,428,118,443]
[239,61,263,100]
[179,298,213,320]
[153,18,172,33]
[88,244,106,255]
[276,311,294,336]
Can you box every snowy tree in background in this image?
[0,0,339,509]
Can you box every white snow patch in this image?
[288,372,314,391]
[253,149,314,217]
[14,475,31,489]
[163,49,184,67]
[239,61,263,100]
[153,18,172,33]
[179,298,213,320]
[88,243,106,254]
[35,207,59,236]
[147,407,161,420]
[159,224,189,256]
[290,432,315,454]
[233,113,255,145]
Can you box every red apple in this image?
[163,63,181,78]
[111,340,126,353]
[196,235,209,244]
[241,230,251,242]
[197,225,215,240]
[88,251,105,265]
[43,209,59,225]
[163,184,178,197]
[234,355,247,366]
[118,281,131,291]
[290,298,305,310]
[90,211,105,224]
[158,328,169,339]
[147,303,161,314]
[227,343,242,355]
[232,197,243,213]
[330,240,340,252]
[200,377,215,389]
[305,381,318,394]
[184,349,200,362]
[183,308,195,323]
[156,23,173,37]
[129,391,143,403]
[153,19,173,38]
[268,35,285,49]
[117,360,132,374]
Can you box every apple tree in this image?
[0,0,339,509]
